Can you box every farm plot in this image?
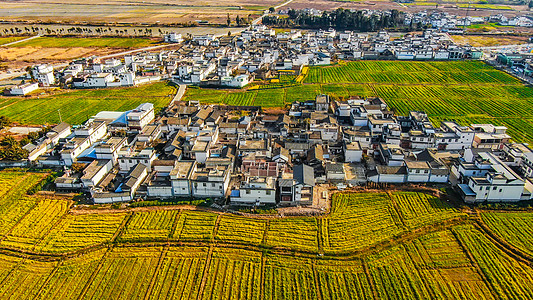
[0,36,25,45]
[391,192,464,229]
[9,36,158,48]
[263,255,318,300]
[201,248,262,300]
[1,197,70,251]
[172,210,218,242]
[36,249,107,300]
[0,81,177,125]
[148,247,208,300]
[323,192,403,254]
[255,88,285,107]
[0,258,57,300]
[182,87,228,104]
[481,211,533,257]
[453,224,533,299]
[119,210,179,242]
[36,212,127,253]
[214,215,266,246]
[224,91,257,106]
[81,247,162,300]
[315,260,373,300]
[304,61,519,85]
[265,217,319,252]
[0,173,47,237]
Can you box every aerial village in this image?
[7,25,482,95]
[7,24,533,206]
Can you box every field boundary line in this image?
[317,218,324,254]
[259,253,266,300]
[261,220,270,247]
[143,245,169,300]
[474,218,533,266]
[34,260,62,299]
[196,245,214,300]
[111,211,134,243]
[32,200,74,253]
[0,216,473,262]
[168,209,182,239]
[449,227,497,297]
[362,259,379,300]
[386,191,408,230]
[312,261,323,300]
[77,246,112,299]
[211,213,222,244]
[0,198,40,243]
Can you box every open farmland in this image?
[0,0,270,25]
[7,36,160,48]
[0,36,167,69]
[183,60,533,144]
[0,81,177,125]
[0,169,532,298]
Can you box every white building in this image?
[230,177,276,205]
[344,141,363,163]
[456,152,530,203]
[8,82,39,95]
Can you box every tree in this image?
[236,15,241,26]
[269,7,275,13]
[529,0,533,9]
[227,14,231,26]
[0,116,11,130]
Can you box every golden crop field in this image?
[0,169,532,299]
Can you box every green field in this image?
[0,36,25,46]
[0,170,533,299]
[7,36,160,48]
[1,61,531,142]
[0,81,177,125]
[182,61,533,144]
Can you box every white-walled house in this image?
[456,152,530,203]
[230,177,276,205]
[191,164,231,198]
[170,161,197,197]
[344,141,363,163]
[8,82,39,95]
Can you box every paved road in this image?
[1,35,40,47]
[171,84,187,105]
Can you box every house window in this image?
[493,187,497,190]
[203,183,206,187]
[499,189,502,193]
[211,183,215,187]
[485,186,490,190]
[266,190,272,195]
[246,190,251,194]
[424,170,428,174]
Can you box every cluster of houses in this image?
[407,11,533,31]
[7,25,484,95]
[19,91,533,205]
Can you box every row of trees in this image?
[227,14,253,27]
[263,8,407,31]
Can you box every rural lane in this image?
[1,34,41,46]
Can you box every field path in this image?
[1,35,40,47]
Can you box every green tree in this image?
[0,116,11,129]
